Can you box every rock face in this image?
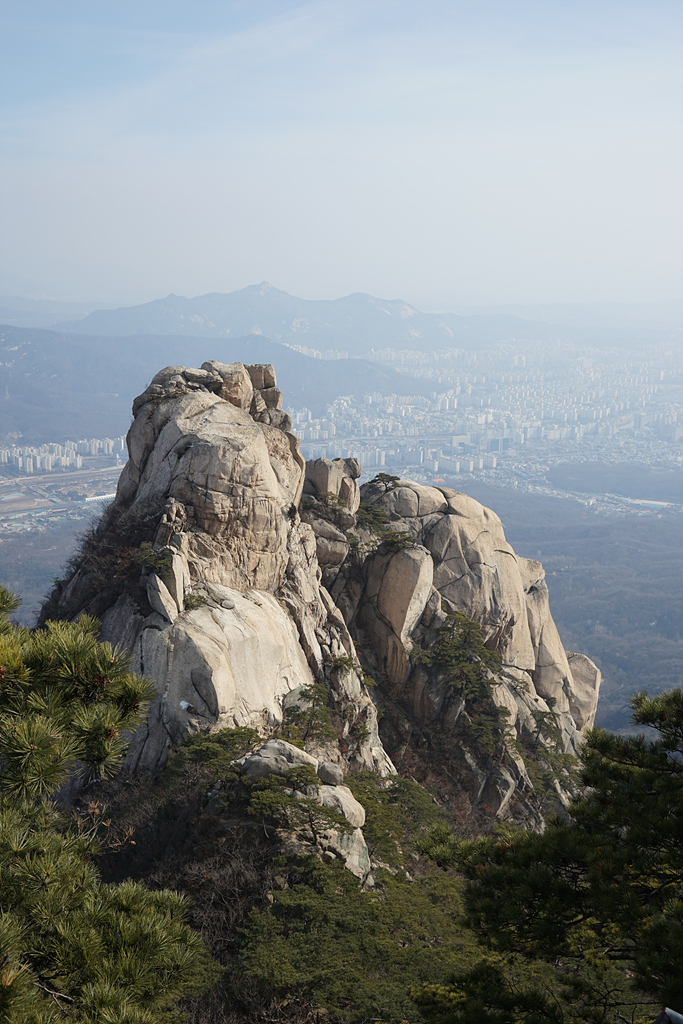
[48,362,392,781]
[48,361,600,855]
[324,476,601,826]
[233,739,371,878]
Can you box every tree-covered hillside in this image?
[0,581,676,1022]
[0,586,213,1021]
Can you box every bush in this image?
[134,541,172,575]
[277,682,337,747]
[415,690,683,1020]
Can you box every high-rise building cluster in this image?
[0,436,126,475]
[296,340,683,488]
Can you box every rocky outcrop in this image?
[304,456,362,513]
[241,737,371,880]
[326,476,601,826]
[48,362,392,783]
[47,360,600,850]
[235,738,369,873]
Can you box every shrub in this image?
[278,682,337,747]
[134,541,173,575]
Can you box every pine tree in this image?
[416,689,683,1022]
[0,585,213,1022]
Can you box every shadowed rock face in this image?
[323,477,601,827]
[334,478,600,732]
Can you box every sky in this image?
[0,0,681,309]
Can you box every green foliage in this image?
[355,501,391,530]
[300,492,348,531]
[330,654,359,674]
[413,956,563,1024]
[410,612,575,799]
[99,724,499,1023]
[163,726,262,792]
[277,681,337,747]
[0,584,214,1021]
[520,696,580,804]
[354,498,415,553]
[379,527,416,552]
[246,766,353,842]
[133,542,172,575]
[369,472,401,490]
[48,502,165,618]
[412,611,502,700]
[316,490,347,510]
[0,606,157,797]
[416,689,683,1020]
[183,593,208,610]
[0,586,21,617]
[346,772,447,866]
[411,611,513,764]
[238,850,482,1022]
[0,800,214,1022]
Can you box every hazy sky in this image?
[1,0,681,308]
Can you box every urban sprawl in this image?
[293,340,683,516]
[1,339,682,533]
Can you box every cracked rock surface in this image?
[320,476,601,827]
[49,362,392,784]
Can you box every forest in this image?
[0,583,679,1023]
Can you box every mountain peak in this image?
[47,358,600,850]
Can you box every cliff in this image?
[47,360,600,848]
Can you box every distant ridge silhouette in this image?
[54,282,562,354]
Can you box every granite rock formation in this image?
[48,362,392,784]
[47,360,600,854]
[309,474,601,826]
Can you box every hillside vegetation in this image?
[0,583,676,1022]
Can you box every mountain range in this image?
[3,285,678,357]
[47,282,562,354]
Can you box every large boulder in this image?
[304,457,362,513]
[49,363,395,793]
[234,740,369,877]
[234,738,319,781]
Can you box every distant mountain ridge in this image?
[56,282,562,355]
[0,324,435,443]
[0,296,111,330]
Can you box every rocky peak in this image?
[47,362,600,861]
[319,474,601,828]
